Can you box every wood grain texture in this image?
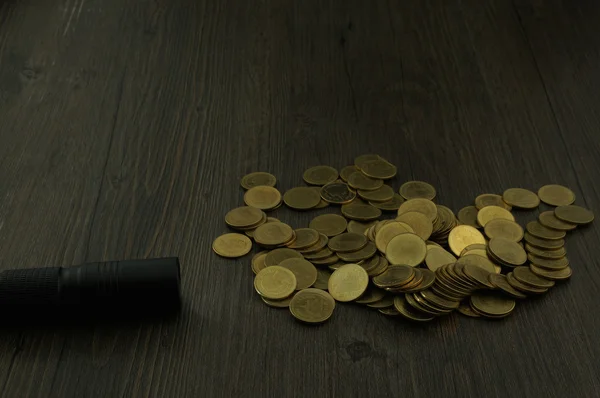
[1,0,599,396]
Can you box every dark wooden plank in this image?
[0,0,599,397]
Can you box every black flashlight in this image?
[0,257,181,319]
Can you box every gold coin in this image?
[456,254,496,274]
[286,228,320,250]
[368,256,389,277]
[538,184,576,206]
[379,307,401,316]
[253,222,294,247]
[264,248,304,266]
[506,272,547,294]
[397,198,438,223]
[502,188,540,209]
[526,221,566,240]
[251,251,269,274]
[404,292,441,316]
[475,194,512,210]
[320,182,356,204]
[513,266,555,289]
[328,262,345,271]
[225,206,264,229]
[310,255,340,266]
[460,243,487,256]
[243,186,282,210]
[488,238,527,266]
[393,296,435,321]
[303,166,339,186]
[523,232,564,250]
[347,171,383,191]
[425,246,456,272]
[245,216,279,238]
[525,244,566,260]
[538,211,577,231]
[289,288,336,323]
[279,258,318,290]
[403,269,436,292]
[254,266,297,299]
[375,221,413,253]
[240,172,277,190]
[261,294,295,308]
[369,194,405,211]
[313,269,331,289]
[529,264,572,281]
[310,186,330,209]
[463,264,495,288]
[476,205,515,227]
[328,263,369,302]
[488,274,526,299]
[309,214,348,237]
[528,253,569,270]
[347,220,378,235]
[354,154,384,168]
[448,225,486,257]
[341,202,382,221]
[457,301,481,318]
[359,159,397,179]
[470,293,515,316]
[337,241,377,262]
[399,181,436,200]
[212,233,253,258]
[340,165,359,182]
[367,295,395,309]
[395,211,433,241]
[283,187,322,210]
[304,247,334,260]
[328,232,368,253]
[358,185,395,202]
[385,233,427,267]
[298,233,329,254]
[554,205,594,225]
[411,293,453,314]
[355,287,387,304]
[419,290,460,310]
[457,206,480,228]
[484,219,524,242]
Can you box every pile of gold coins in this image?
[212,154,594,323]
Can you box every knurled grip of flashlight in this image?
[0,267,60,305]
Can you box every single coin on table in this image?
[347,171,383,191]
[397,198,438,223]
[554,205,594,225]
[253,222,294,247]
[448,225,487,257]
[475,194,512,210]
[385,233,427,267]
[538,211,577,231]
[369,194,405,211]
[225,206,265,229]
[502,188,540,209]
[399,181,437,200]
[212,233,253,258]
[538,184,576,206]
[309,214,348,237]
[279,258,318,290]
[470,292,516,317]
[484,218,524,242]
[358,159,397,180]
[476,205,515,227]
[289,288,336,323]
[457,206,480,228]
[303,165,339,186]
[328,232,368,253]
[243,186,282,210]
[254,266,297,300]
[320,182,356,204]
[328,263,369,302]
[240,172,277,190]
[526,221,566,240]
[396,211,434,241]
[283,187,322,210]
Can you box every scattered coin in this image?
[529,264,572,281]
[457,206,480,228]
[304,248,334,261]
[347,220,378,235]
[354,154,385,169]
[359,159,397,179]
[309,214,348,237]
[487,238,527,267]
[526,221,566,240]
[355,287,387,304]
[527,254,569,270]
[320,182,356,204]
[523,232,564,250]
[289,289,336,323]
[340,165,359,182]
[254,266,297,299]
[425,246,456,272]
[341,202,382,221]
[313,269,331,289]
[240,172,277,190]
[265,248,304,266]
[303,166,339,186]
[261,294,295,308]
[525,244,567,260]
[463,263,495,288]
[506,272,547,295]
[554,205,594,225]
[396,211,433,241]
[225,206,265,229]
[488,274,527,299]
[502,188,540,209]
[393,296,435,321]
[385,233,427,267]
[538,211,577,231]
[283,187,322,210]
[475,194,511,210]
[328,264,369,302]
[347,171,383,191]
[448,225,486,257]
[287,228,320,250]
[298,233,329,254]
[310,186,330,209]
[328,232,368,253]
[457,301,481,317]
[512,266,555,289]
[369,194,405,211]
[254,222,294,247]
[456,254,496,274]
[476,205,515,227]
[470,292,516,317]
[397,198,438,223]
[243,186,282,210]
[398,180,436,200]
[484,219,524,242]
[212,233,253,258]
[279,258,318,290]
[358,185,395,202]
[337,241,378,262]
[538,184,576,206]
[251,251,269,275]
[375,221,413,253]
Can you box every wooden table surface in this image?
[1,0,600,397]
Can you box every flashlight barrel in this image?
[0,258,181,313]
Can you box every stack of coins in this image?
[212,154,594,324]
